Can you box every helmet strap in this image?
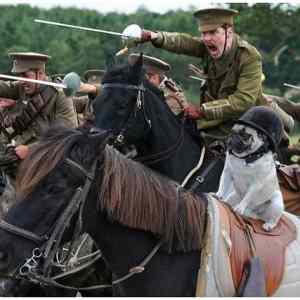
[221,25,228,57]
[229,139,271,164]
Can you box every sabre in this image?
[0,72,81,96]
[35,19,137,38]
[283,83,300,91]
[0,74,66,89]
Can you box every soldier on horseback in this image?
[128,53,189,116]
[134,7,266,148]
[0,52,77,159]
[0,52,77,215]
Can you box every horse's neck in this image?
[137,107,202,183]
[85,195,201,296]
[88,210,157,279]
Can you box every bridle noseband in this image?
[102,82,186,165]
[102,83,152,146]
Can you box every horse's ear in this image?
[129,52,143,83]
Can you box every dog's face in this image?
[227,124,266,157]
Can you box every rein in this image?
[102,82,186,165]
[0,157,98,289]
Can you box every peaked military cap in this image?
[50,73,65,83]
[8,52,51,73]
[129,54,171,74]
[83,69,105,83]
[193,8,239,32]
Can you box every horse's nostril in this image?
[0,251,9,269]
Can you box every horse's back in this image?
[274,212,300,296]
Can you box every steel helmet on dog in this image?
[236,106,284,150]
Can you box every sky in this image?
[0,0,299,14]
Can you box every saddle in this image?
[219,202,297,296]
[278,164,300,216]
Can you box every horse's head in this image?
[0,125,109,295]
[94,53,168,149]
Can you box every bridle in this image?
[102,82,186,165]
[0,153,162,292]
[102,83,152,146]
[0,157,98,287]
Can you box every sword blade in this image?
[189,76,206,83]
[0,74,67,89]
[283,83,300,90]
[35,19,129,37]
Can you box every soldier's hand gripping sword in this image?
[34,19,143,56]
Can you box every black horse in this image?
[1,126,295,296]
[94,55,224,192]
[0,126,209,296]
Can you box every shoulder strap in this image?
[11,86,58,136]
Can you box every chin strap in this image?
[221,25,228,57]
[229,142,271,164]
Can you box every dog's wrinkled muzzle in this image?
[227,132,252,154]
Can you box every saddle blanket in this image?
[196,195,300,297]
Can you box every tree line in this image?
[0,3,299,102]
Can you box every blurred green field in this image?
[291,133,300,144]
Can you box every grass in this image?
[290,131,300,144]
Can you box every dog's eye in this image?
[242,133,252,140]
[238,129,252,140]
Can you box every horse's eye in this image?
[0,251,10,270]
[119,102,128,109]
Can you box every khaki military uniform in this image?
[153,33,265,138]
[73,89,100,124]
[129,53,190,116]
[73,68,103,125]
[159,77,189,115]
[0,80,77,146]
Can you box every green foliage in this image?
[0,3,299,97]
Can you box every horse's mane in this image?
[16,125,207,252]
[16,125,82,199]
[99,146,207,252]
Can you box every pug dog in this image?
[217,123,284,231]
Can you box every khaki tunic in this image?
[0,80,78,146]
[72,84,101,124]
[73,95,94,124]
[153,33,266,138]
[159,77,189,115]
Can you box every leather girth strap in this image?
[219,202,297,296]
[278,164,300,216]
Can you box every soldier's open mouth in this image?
[207,45,218,52]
